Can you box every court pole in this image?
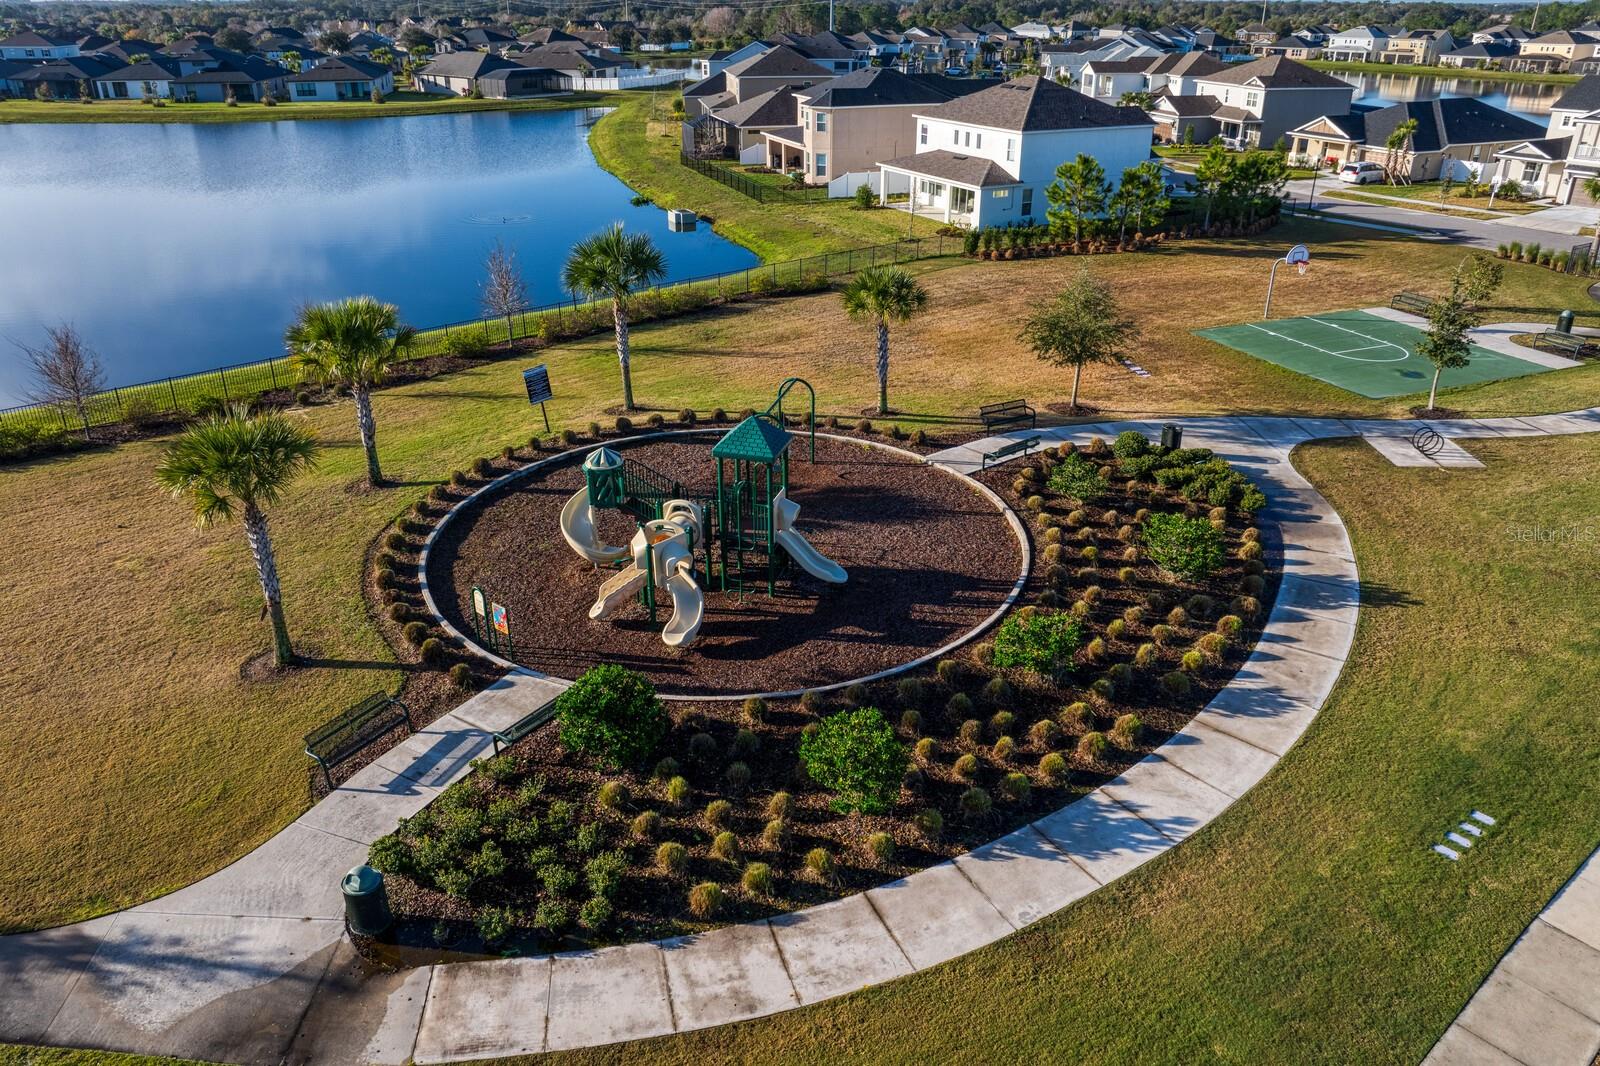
[1264,257,1286,320]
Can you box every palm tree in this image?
[562,223,667,411]
[285,297,414,486]
[155,410,320,666]
[840,266,930,415]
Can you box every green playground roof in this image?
[711,415,792,463]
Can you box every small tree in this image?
[840,266,929,415]
[1193,140,1232,229]
[1018,264,1136,411]
[555,664,669,769]
[17,324,105,440]
[1122,160,1171,234]
[155,410,320,666]
[1416,293,1474,412]
[1045,153,1110,243]
[481,240,528,342]
[799,707,907,813]
[562,223,667,411]
[853,181,877,210]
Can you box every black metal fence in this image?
[679,152,830,204]
[0,234,953,436]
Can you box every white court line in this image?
[1244,321,1406,364]
[1315,317,1414,363]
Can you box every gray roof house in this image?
[1290,97,1548,181]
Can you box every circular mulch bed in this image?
[424,433,1025,697]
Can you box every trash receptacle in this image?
[341,865,392,936]
[1558,309,1575,333]
[1160,423,1183,450]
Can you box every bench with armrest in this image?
[304,693,412,790]
[492,695,561,754]
[1534,329,1598,358]
[1390,291,1433,315]
[981,434,1041,470]
[978,399,1037,432]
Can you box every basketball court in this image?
[1195,309,1553,399]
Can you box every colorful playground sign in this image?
[523,364,553,431]
[470,585,512,654]
[492,603,509,635]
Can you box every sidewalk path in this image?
[4,411,1600,1064]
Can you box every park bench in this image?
[978,399,1037,432]
[1534,330,1598,358]
[1390,291,1434,315]
[981,434,1041,470]
[304,692,412,790]
[492,695,561,754]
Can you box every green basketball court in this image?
[1195,309,1552,399]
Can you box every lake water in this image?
[0,108,758,405]
[1333,71,1567,120]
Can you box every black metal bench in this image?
[304,693,412,790]
[1391,291,1433,315]
[978,399,1037,432]
[981,434,1041,469]
[1535,329,1597,358]
[492,696,561,754]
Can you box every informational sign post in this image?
[523,364,553,432]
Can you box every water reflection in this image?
[1334,71,1566,118]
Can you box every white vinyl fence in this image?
[557,69,691,91]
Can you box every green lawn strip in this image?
[506,432,1600,1066]
[1306,59,1579,84]
[0,1044,208,1065]
[587,91,947,261]
[1318,188,1499,221]
[1349,182,1545,215]
[0,91,622,125]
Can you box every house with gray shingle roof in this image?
[1289,97,1546,181]
[1187,56,1356,147]
[877,75,1153,228]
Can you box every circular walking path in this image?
[4,409,1599,1066]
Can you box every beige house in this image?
[1517,30,1600,69]
[721,44,834,103]
[1380,30,1454,65]
[1287,97,1547,181]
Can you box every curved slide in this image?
[772,489,847,584]
[560,487,628,566]
[661,560,704,647]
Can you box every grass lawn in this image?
[1307,58,1579,84]
[0,1046,203,1065]
[1320,188,1500,221]
[588,91,947,261]
[501,431,1600,1065]
[5,221,1600,933]
[1337,181,1547,216]
[0,90,622,125]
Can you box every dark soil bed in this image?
[425,433,1023,696]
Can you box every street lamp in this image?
[1264,244,1311,320]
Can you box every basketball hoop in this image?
[1296,261,1309,276]
[1265,245,1312,319]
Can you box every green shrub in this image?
[402,621,429,646]
[476,905,514,945]
[1142,513,1225,579]
[991,612,1083,674]
[631,810,661,839]
[1039,752,1068,782]
[1161,670,1191,696]
[799,707,908,813]
[900,708,923,735]
[761,817,790,849]
[665,775,691,807]
[990,710,1016,736]
[1047,453,1104,501]
[688,881,723,917]
[993,735,1016,760]
[1217,614,1243,637]
[656,841,688,874]
[703,798,731,828]
[959,719,983,744]
[579,895,614,930]
[959,786,992,818]
[585,850,627,898]
[710,831,738,862]
[954,752,980,778]
[1113,430,1150,459]
[554,664,668,769]
[448,663,473,690]
[1111,713,1143,748]
[1181,650,1205,672]
[443,327,492,359]
[653,756,680,780]
[999,771,1031,803]
[419,638,446,666]
[724,761,752,790]
[1076,731,1107,761]
[805,847,836,882]
[916,806,944,838]
[766,791,793,818]
[534,899,571,932]
[742,696,767,724]
[1029,719,1061,747]
[742,861,774,895]
[731,728,759,759]
[947,691,974,716]
[689,731,717,761]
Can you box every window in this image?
[993,188,1010,198]
[815,152,827,176]
[975,133,982,149]
[919,123,928,145]
[1245,91,1259,107]
[952,127,959,144]
[815,110,826,132]
[295,81,316,96]
[1021,187,1033,215]
[1522,161,1541,182]
[802,109,809,129]
[1006,138,1016,161]
[111,81,128,98]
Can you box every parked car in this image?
[1338,161,1385,185]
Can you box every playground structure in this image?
[557,380,847,648]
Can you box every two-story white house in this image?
[0,31,80,61]
[877,75,1154,228]
[1080,57,1155,100]
[1323,26,1389,63]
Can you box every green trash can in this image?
[341,865,392,936]
[1558,309,1575,333]
[1160,423,1183,450]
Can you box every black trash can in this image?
[341,865,392,936]
[1160,423,1183,450]
[1558,309,1575,333]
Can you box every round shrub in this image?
[1134,643,1158,668]
[614,415,633,434]
[984,676,1015,704]
[1039,752,1068,782]
[993,735,1016,760]
[597,780,628,811]
[1085,636,1106,661]
[665,775,691,807]
[959,718,983,744]
[799,707,907,814]
[1123,605,1145,625]
[710,831,738,862]
[844,683,870,707]
[1233,595,1261,618]
[916,807,944,839]
[896,676,928,706]
[1150,624,1174,645]
[656,841,688,875]
[688,881,723,918]
[419,638,446,667]
[863,831,895,863]
[645,413,665,429]
[677,408,696,425]
[1181,650,1205,672]
[959,786,993,818]
[912,737,935,761]
[1217,614,1244,636]
[555,664,669,769]
[799,689,826,714]
[384,530,407,551]
[1197,632,1227,659]
[1111,713,1143,748]
[579,896,614,931]
[1091,677,1115,701]
[471,457,494,478]
[632,810,661,840]
[1242,574,1266,597]
[954,753,980,778]
[387,603,411,623]
[653,756,680,781]
[1142,513,1225,579]
[804,847,837,882]
[732,728,760,759]
[1059,701,1092,730]
[450,469,469,487]
[1166,606,1188,626]
[900,708,923,735]
[936,658,960,685]
[1076,731,1108,761]
[741,696,767,724]
[448,663,474,690]
[762,818,790,849]
[1106,618,1126,641]
[990,710,1016,736]
[999,771,1031,803]
[688,731,717,762]
[703,798,731,829]
[1161,670,1192,697]
[856,418,873,434]
[947,691,974,716]
[1239,540,1264,561]
[724,761,752,791]
[742,861,774,895]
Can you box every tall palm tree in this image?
[155,410,320,666]
[285,297,414,486]
[562,223,667,411]
[840,266,929,415]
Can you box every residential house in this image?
[519,27,585,48]
[1009,22,1057,41]
[691,86,803,156]
[1289,97,1546,180]
[1515,30,1600,72]
[1043,38,1162,88]
[11,55,118,98]
[477,65,564,98]
[877,75,1154,227]
[1237,24,1278,49]
[92,39,167,65]
[1142,50,1226,94]
[767,30,868,74]
[721,45,833,102]
[1471,24,1531,46]
[93,55,181,99]
[1323,26,1389,63]
[1492,76,1600,202]
[414,50,517,94]
[683,70,733,117]
[285,55,393,100]
[513,46,626,80]
[1147,93,1225,143]
[1380,29,1455,65]
[1261,36,1322,61]
[1440,42,1520,69]
[343,31,395,58]
[459,26,517,52]
[1080,57,1156,101]
[763,67,983,183]
[1185,56,1357,147]
[171,56,288,102]
[692,39,766,82]
[0,31,81,60]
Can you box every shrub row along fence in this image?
[0,234,953,437]
[678,152,831,204]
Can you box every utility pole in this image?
[829,0,835,33]
[1532,0,1543,32]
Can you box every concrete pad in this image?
[768,893,912,1004]
[660,921,797,1032]
[1100,754,1236,844]
[867,860,1015,970]
[546,942,674,1051]
[1031,790,1172,885]
[295,769,438,846]
[952,825,1098,929]
[1365,435,1440,468]
[451,671,568,734]
[285,939,431,1066]
[1157,717,1280,800]
[45,912,343,1064]
[1468,417,1548,437]
[1420,1025,1526,1066]
[413,956,548,1064]
[0,914,119,1043]
[134,823,366,920]
[371,715,496,790]
[1542,867,1600,952]
[1498,919,1600,1023]
[1276,513,1356,562]
[1518,413,1600,435]
[1456,969,1600,1066]
[1234,641,1348,713]
[1429,437,1487,469]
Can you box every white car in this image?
[1338,161,1385,185]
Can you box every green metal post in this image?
[766,465,775,595]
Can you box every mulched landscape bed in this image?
[425,433,1022,696]
[366,428,1283,958]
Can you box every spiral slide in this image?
[772,490,847,584]
[560,487,629,566]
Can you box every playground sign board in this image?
[470,584,512,655]
[523,365,553,432]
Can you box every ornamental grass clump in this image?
[916,807,944,839]
[656,841,687,875]
[1111,713,1143,749]
[999,771,1031,803]
[1142,513,1225,580]
[761,818,790,849]
[766,791,793,818]
[804,847,836,882]
[741,861,774,896]
[1076,731,1108,761]
[991,612,1083,675]
[959,786,992,818]
[954,753,980,778]
[1039,752,1068,782]
[631,810,661,840]
[596,781,627,812]
[710,831,738,862]
[688,881,723,918]
[703,799,731,829]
